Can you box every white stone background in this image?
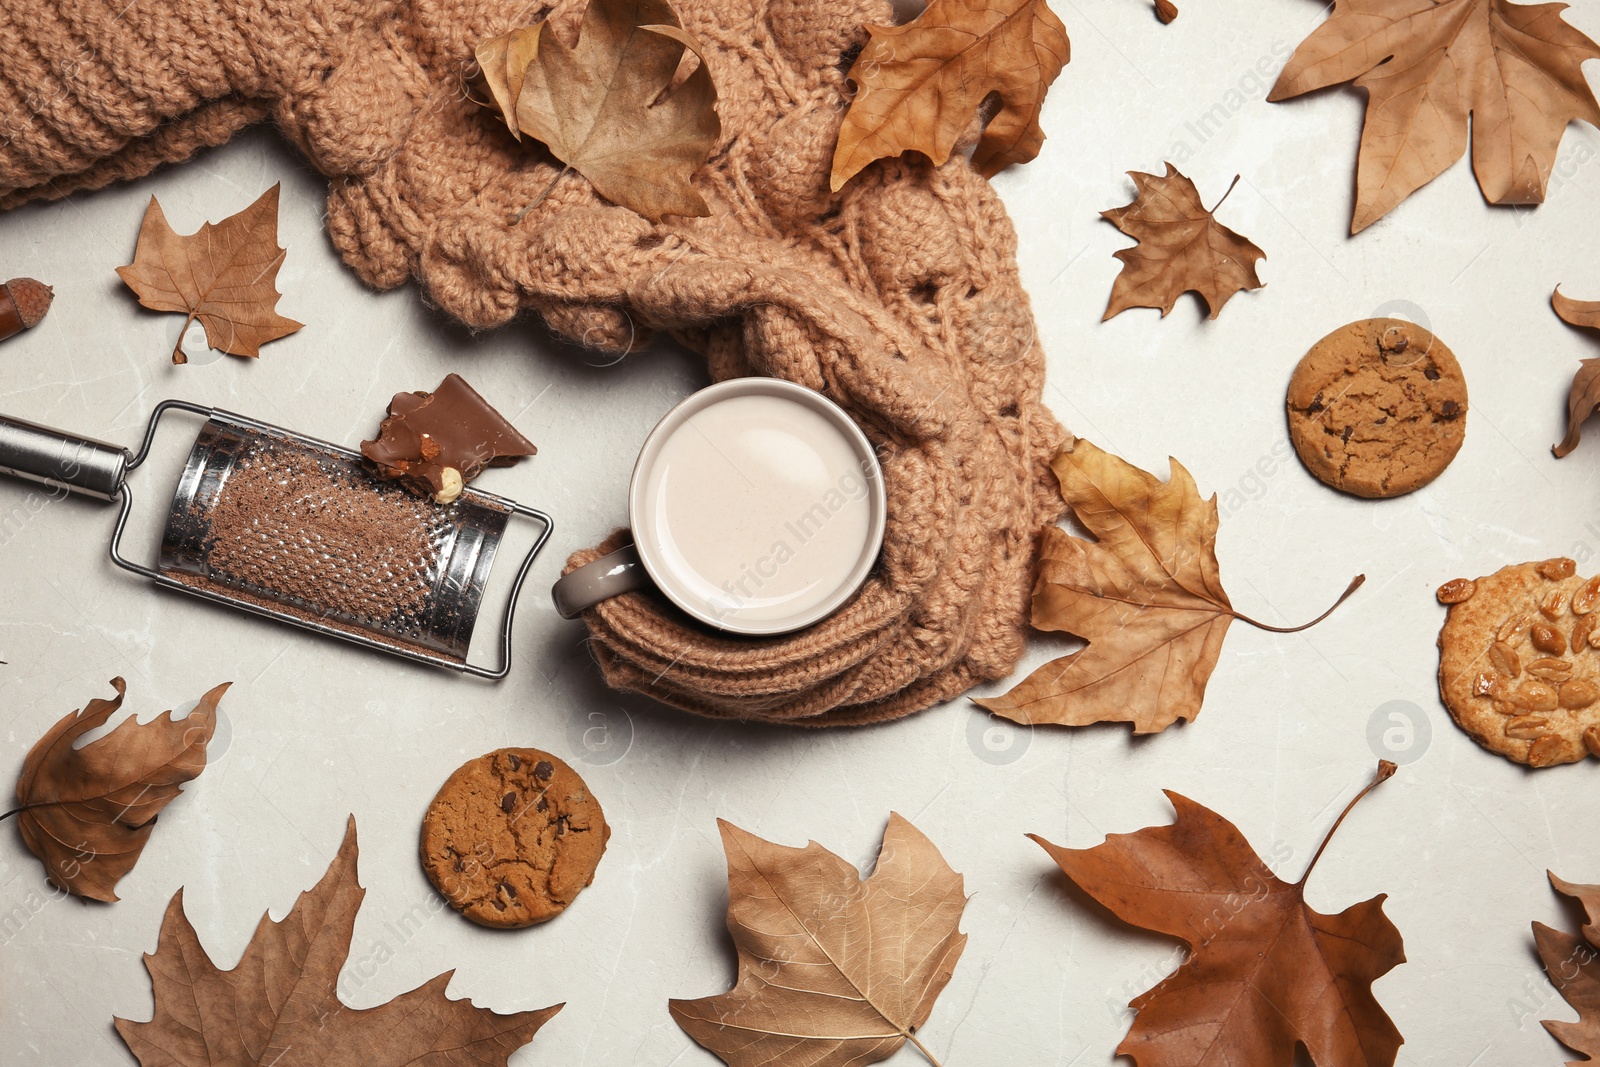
[3,0,1600,1063]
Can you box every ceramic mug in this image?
[551,378,887,636]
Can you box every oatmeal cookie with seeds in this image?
[1286,318,1467,498]
[1437,558,1600,768]
[421,748,608,927]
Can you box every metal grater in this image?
[0,399,551,677]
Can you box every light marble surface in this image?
[4,1,1600,1063]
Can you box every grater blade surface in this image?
[158,414,508,662]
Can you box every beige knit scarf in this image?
[0,0,1067,725]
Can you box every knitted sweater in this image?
[0,0,1068,725]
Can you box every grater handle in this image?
[0,412,130,501]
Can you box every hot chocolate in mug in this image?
[552,378,886,636]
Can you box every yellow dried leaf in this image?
[1101,165,1265,320]
[115,819,561,1065]
[976,439,1362,733]
[670,814,967,1067]
[476,25,541,140]
[475,0,720,220]
[1553,287,1600,458]
[1269,0,1600,233]
[115,185,302,364]
[831,0,1069,190]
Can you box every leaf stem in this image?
[0,807,21,822]
[906,1032,946,1067]
[1297,760,1396,887]
[1229,573,1364,633]
[1208,173,1242,214]
[513,165,572,223]
[171,313,197,365]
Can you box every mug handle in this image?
[551,544,652,618]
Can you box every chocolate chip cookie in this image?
[1437,558,1600,768]
[1286,318,1467,498]
[420,748,608,927]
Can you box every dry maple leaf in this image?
[116,817,561,1066]
[1553,287,1600,458]
[974,439,1362,733]
[1269,0,1600,234]
[831,0,1070,190]
[1101,165,1265,320]
[7,677,225,903]
[1033,760,1405,1067]
[475,0,719,220]
[115,184,303,365]
[1535,871,1600,1063]
[670,814,967,1067]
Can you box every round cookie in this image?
[420,748,609,927]
[1286,318,1467,497]
[1436,557,1600,768]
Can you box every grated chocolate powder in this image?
[202,446,438,624]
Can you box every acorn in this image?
[0,277,52,342]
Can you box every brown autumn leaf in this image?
[670,814,967,1067]
[1269,0,1600,234]
[116,817,561,1066]
[1553,287,1600,458]
[116,184,303,365]
[9,677,225,903]
[1535,871,1600,1063]
[975,439,1362,733]
[475,0,719,220]
[831,0,1070,190]
[477,24,541,134]
[1101,165,1265,320]
[1033,760,1405,1067]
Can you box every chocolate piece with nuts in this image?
[361,373,536,503]
[1437,557,1600,768]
